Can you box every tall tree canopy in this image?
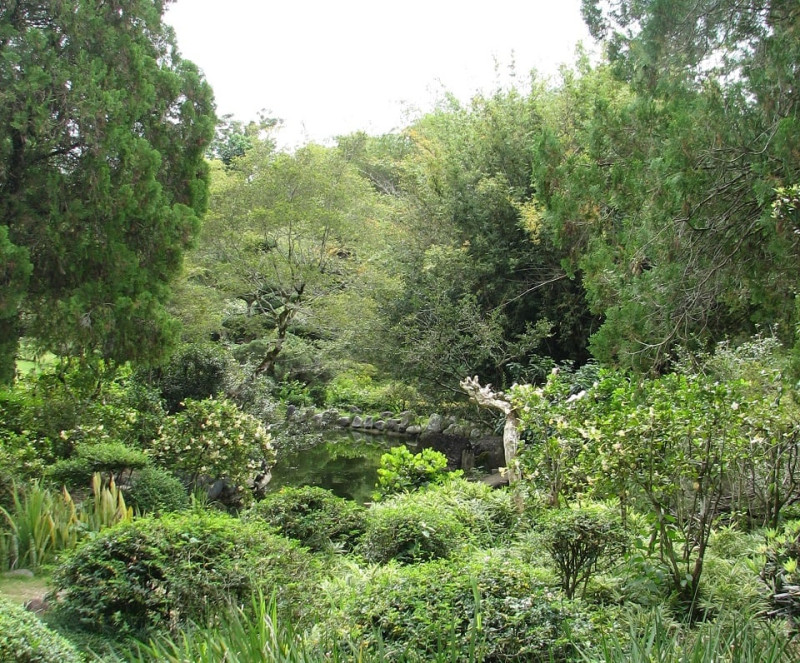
[192,140,386,380]
[530,1,800,370]
[374,90,598,395]
[0,0,215,383]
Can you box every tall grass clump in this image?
[0,480,77,571]
[581,608,797,662]
[113,591,487,663]
[0,474,131,571]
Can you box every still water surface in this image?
[266,430,412,503]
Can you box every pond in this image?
[266,430,414,503]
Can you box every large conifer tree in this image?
[0,0,215,383]
[534,0,800,370]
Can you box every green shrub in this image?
[0,374,80,458]
[0,595,83,663]
[539,504,628,599]
[761,520,800,625]
[374,446,457,499]
[325,548,586,661]
[116,591,489,663]
[50,510,320,636]
[0,432,45,507]
[145,343,231,414]
[48,442,150,489]
[324,369,380,410]
[229,372,280,424]
[120,380,167,448]
[231,338,271,365]
[358,480,519,565]
[423,479,520,547]
[274,379,314,407]
[148,397,275,491]
[124,467,189,515]
[323,369,423,414]
[1,370,163,465]
[244,486,366,553]
[359,489,473,564]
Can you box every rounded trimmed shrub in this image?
[359,489,473,564]
[425,478,521,546]
[325,548,587,661]
[48,441,150,488]
[50,510,320,635]
[244,486,366,552]
[149,397,275,491]
[150,343,232,414]
[124,467,189,515]
[0,596,82,663]
[360,480,519,564]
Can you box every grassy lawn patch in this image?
[0,572,50,605]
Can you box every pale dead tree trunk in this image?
[460,376,521,484]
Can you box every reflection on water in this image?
[267,430,412,503]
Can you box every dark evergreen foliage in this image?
[0,0,215,382]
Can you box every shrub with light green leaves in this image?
[124,467,189,515]
[374,446,456,499]
[50,510,320,636]
[149,397,274,491]
[244,486,366,553]
[0,595,83,663]
[324,548,586,662]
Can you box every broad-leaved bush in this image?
[50,510,320,635]
[374,446,455,499]
[149,397,274,490]
[244,486,366,552]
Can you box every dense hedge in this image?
[48,442,150,489]
[244,486,366,552]
[124,467,189,515]
[359,480,519,564]
[0,596,82,663]
[50,510,320,635]
[324,548,588,661]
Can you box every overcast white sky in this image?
[165,0,594,148]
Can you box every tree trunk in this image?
[253,305,295,378]
[460,376,521,483]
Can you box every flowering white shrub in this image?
[151,397,274,489]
